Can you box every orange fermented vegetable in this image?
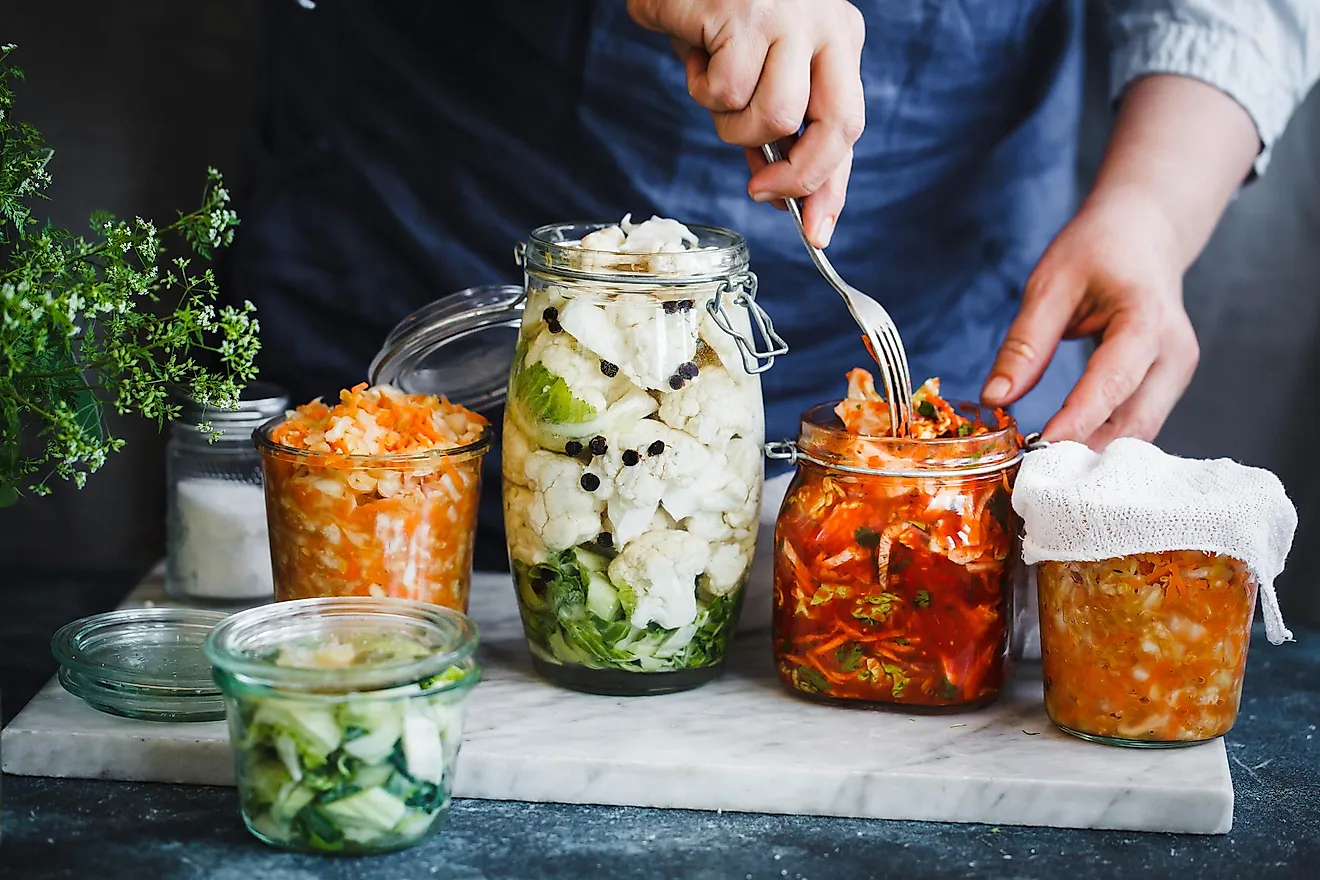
[1038,550,1257,745]
[773,370,1021,709]
[256,384,490,611]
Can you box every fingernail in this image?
[751,190,773,203]
[817,215,836,249]
[982,376,1011,402]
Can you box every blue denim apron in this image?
[227,0,1087,568]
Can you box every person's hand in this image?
[626,0,866,248]
[980,185,1201,449]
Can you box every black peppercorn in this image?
[668,374,685,390]
[622,449,640,467]
[547,319,563,334]
[564,440,583,456]
[678,299,695,312]
[542,306,559,322]
[580,472,601,492]
[647,440,665,456]
[600,360,619,378]
[588,435,608,456]
[678,361,699,380]
[662,300,679,315]
[597,531,614,549]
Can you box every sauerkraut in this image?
[257,384,489,611]
[1037,550,1257,744]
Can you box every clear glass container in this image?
[770,404,1022,710]
[205,597,481,855]
[1037,550,1257,747]
[498,221,786,696]
[51,607,228,722]
[253,420,490,611]
[166,382,288,605]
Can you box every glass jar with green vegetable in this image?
[500,216,786,696]
[206,597,480,855]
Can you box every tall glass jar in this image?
[770,404,1023,710]
[1037,550,1257,747]
[166,382,288,605]
[502,221,786,696]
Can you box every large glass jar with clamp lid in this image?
[503,217,787,695]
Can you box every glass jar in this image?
[166,382,288,605]
[770,404,1023,710]
[206,597,480,855]
[499,221,786,696]
[1037,550,1257,747]
[253,418,490,611]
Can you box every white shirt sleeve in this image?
[1105,0,1320,175]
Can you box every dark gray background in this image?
[2,2,1317,621]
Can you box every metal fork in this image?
[761,142,914,436]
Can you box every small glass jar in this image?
[206,597,481,855]
[500,221,786,696]
[253,420,490,611]
[166,382,288,605]
[1037,550,1257,747]
[770,404,1023,710]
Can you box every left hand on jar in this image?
[980,185,1201,449]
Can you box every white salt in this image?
[172,478,274,600]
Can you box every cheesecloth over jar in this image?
[1011,438,1297,645]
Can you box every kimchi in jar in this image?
[1037,551,1257,747]
[772,370,1022,710]
[254,383,490,611]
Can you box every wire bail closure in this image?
[763,439,1024,479]
[706,271,789,375]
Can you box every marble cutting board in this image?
[1,476,1234,834]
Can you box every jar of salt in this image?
[165,382,288,605]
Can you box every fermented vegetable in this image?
[226,632,473,854]
[773,369,1020,708]
[504,216,764,690]
[257,383,489,610]
[1037,551,1257,744]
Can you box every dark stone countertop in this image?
[2,568,1317,880]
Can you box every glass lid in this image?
[51,607,229,722]
[368,284,524,413]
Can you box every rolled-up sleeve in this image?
[1106,0,1320,175]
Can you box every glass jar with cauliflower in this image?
[772,369,1023,710]
[503,216,784,695]
[255,383,490,611]
[1037,551,1257,747]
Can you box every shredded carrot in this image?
[1038,550,1256,743]
[260,384,490,611]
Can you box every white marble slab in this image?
[1,476,1233,833]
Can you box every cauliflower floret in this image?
[617,214,699,253]
[657,365,763,448]
[709,436,762,527]
[501,417,535,489]
[698,303,756,379]
[595,421,715,544]
[522,452,604,552]
[608,529,710,630]
[704,543,750,597]
[557,298,698,391]
[579,224,627,252]
[504,485,547,565]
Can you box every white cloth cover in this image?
[1012,438,1298,644]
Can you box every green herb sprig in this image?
[0,44,259,504]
